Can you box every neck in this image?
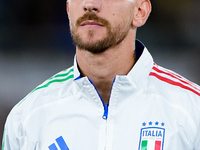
[76,32,136,104]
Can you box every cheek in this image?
[68,2,83,21]
[68,10,79,26]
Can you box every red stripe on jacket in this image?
[149,64,200,96]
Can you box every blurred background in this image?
[0,0,200,146]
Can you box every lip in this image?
[80,20,103,27]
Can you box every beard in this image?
[70,13,132,54]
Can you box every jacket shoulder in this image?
[149,63,200,98]
[9,66,75,120]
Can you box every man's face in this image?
[67,0,136,53]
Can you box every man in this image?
[2,0,200,149]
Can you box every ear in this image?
[66,1,70,19]
[132,0,151,27]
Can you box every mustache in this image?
[76,13,110,27]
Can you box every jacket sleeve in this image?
[2,107,23,150]
[194,95,200,150]
[194,112,200,149]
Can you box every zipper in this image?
[102,78,115,120]
[87,77,116,150]
[102,104,109,120]
[88,78,109,120]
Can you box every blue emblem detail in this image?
[142,122,146,126]
[49,136,69,150]
[155,121,159,125]
[149,121,153,125]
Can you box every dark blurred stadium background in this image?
[0,0,200,146]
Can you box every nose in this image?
[82,0,101,13]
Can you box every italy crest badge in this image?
[138,121,165,150]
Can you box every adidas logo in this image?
[48,136,69,150]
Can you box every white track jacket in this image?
[2,40,200,150]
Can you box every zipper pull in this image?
[102,104,108,120]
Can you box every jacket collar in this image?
[73,40,154,89]
[126,40,154,89]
